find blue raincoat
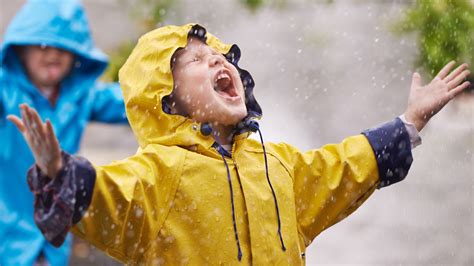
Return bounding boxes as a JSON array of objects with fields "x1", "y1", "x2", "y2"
[{"x1": 0, "y1": 0, "x2": 128, "y2": 265}]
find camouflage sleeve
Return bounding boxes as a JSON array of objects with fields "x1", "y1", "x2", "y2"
[{"x1": 27, "y1": 152, "x2": 96, "y2": 247}]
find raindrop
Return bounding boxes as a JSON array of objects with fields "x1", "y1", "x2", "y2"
[{"x1": 135, "y1": 208, "x2": 143, "y2": 218}]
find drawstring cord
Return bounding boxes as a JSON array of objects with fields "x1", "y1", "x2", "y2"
[
  {"x1": 207, "y1": 120, "x2": 287, "y2": 261},
  {"x1": 219, "y1": 150, "x2": 243, "y2": 261},
  {"x1": 255, "y1": 127, "x2": 287, "y2": 252},
  {"x1": 242, "y1": 120, "x2": 286, "y2": 251},
  {"x1": 210, "y1": 128, "x2": 243, "y2": 261}
]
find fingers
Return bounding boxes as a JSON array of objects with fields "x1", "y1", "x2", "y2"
[
  {"x1": 447, "y1": 69, "x2": 470, "y2": 90},
  {"x1": 411, "y1": 72, "x2": 422, "y2": 88},
  {"x1": 444, "y1": 63, "x2": 468, "y2": 83},
  {"x1": 448, "y1": 81, "x2": 471, "y2": 99},
  {"x1": 20, "y1": 105, "x2": 34, "y2": 137},
  {"x1": 20, "y1": 104, "x2": 46, "y2": 140},
  {"x1": 7, "y1": 115, "x2": 26, "y2": 133},
  {"x1": 436, "y1": 61, "x2": 456, "y2": 79},
  {"x1": 26, "y1": 105, "x2": 47, "y2": 139},
  {"x1": 45, "y1": 119, "x2": 61, "y2": 153}
]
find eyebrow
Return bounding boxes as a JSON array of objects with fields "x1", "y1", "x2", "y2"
[
  {"x1": 174, "y1": 45, "x2": 207, "y2": 61},
  {"x1": 172, "y1": 42, "x2": 224, "y2": 70}
]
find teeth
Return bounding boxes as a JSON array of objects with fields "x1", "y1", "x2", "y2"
[
  {"x1": 215, "y1": 72, "x2": 230, "y2": 83},
  {"x1": 214, "y1": 71, "x2": 233, "y2": 93}
]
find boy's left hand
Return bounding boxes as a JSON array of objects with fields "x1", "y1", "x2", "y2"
[{"x1": 404, "y1": 61, "x2": 470, "y2": 132}]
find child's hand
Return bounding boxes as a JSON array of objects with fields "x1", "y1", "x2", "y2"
[
  {"x1": 7, "y1": 104, "x2": 63, "y2": 179},
  {"x1": 404, "y1": 61, "x2": 470, "y2": 132}
]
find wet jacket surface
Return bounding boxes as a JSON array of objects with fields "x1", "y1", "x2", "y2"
[
  {"x1": 0, "y1": 0, "x2": 127, "y2": 265},
  {"x1": 27, "y1": 24, "x2": 413, "y2": 265}
]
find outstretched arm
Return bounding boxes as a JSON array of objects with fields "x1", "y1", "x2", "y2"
[
  {"x1": 8, "y1": 104, "x2": 95, "y2": 246},
  {"x1": 404, "y1": 61, "x2": 470, "y2": 131},
  {"x1": 290, "y1": 61, "x2": 470, "y2": 245},
  {"x1": 8, "y1": 105, "x2": 181, "y2": 262}
]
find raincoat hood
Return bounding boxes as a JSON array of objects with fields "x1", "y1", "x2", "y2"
[
  {"x1": 1, "y1": 0, "x2": 108, "y2": 85},
  {"x1": 119, "y1": 24, "x2": 262, "y2": 150}
]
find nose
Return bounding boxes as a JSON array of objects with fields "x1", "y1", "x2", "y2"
[
  {"x1": 208, "y1": 54, "x2": 225, "y2": 67},
  {"x1": 43, "y1": 47, "x2": 65, "y2": 58}
]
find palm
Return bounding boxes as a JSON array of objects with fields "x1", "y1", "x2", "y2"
[
  {"x1": 7, "y1": 104, "x2": 62, "y2": 178},
  {"x1": 405, "y1": 61, "x2": 470, "y2": 131}
]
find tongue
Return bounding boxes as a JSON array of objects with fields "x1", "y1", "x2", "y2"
[
  {"x1": 216, "y1": 77, "x2": 230, "y2": 90},
  {"x1": 46, "y1": 65, "x2": 62, "y2": 80}
]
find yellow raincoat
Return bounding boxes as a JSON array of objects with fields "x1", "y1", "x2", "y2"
[{"x1": 71, "y1": 24, "x2": 380, "y2": 265}]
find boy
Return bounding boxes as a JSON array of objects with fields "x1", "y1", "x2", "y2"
[
  {"x1": 0, "y1": 0, "x2": 128, "y2": 265},
  {"x1": 8, "y1": 24, "x2": 470, "y2": 264}
]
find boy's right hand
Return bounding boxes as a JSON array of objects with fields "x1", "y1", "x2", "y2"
[{"x1": 8, "y1": 104, "x2": 63, "y2": 179}]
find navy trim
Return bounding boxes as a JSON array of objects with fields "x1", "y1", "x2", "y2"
[
  {"x1": 362, "y1": 117, "x2": 413, "y2": 188},
  {"x1": 27, "y1": 152, "x2": 96, "y2": 247},
  {"x1": 69, "y1": 154, "x2": 96, "y2": 224}
]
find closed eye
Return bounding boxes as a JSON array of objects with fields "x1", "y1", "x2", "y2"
[{"x1": 186, "y1": 56, "x2": 200, "y2": 64}]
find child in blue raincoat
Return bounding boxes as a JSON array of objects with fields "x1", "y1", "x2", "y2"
[
  {"x1": 0, "y1": 0, "x2": 128, "y2": 265},
  {"x1": 8, "y1": 24, "x2": 471, "y2": 264}
]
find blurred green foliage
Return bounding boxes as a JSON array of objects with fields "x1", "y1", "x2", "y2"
[
  {"x1": 241, "y1": 0, "x2": 288, "y2": 10},
  {"x1": 102, "y1": 0, "x2": 174, "y2": 81},
  {"x1": 102, "y1": 42, "x2": 137, "y2": 82},
  {"x1": 395, "y1": 0, "x2": 474, "y2": 77},
  {"x1": 130, "y1": 0, "x2": 174, "y2": 29},
  {"x1": 241, "y1": 0, "x2": 265, "y2": 11}
]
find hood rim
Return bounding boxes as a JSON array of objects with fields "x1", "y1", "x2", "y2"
[
  {"x1": 161, "y1": 24, "x2": 263, "y2": 137},
  {"x1": 119, "y1": 23, "x2": 263, "y2": 151}
]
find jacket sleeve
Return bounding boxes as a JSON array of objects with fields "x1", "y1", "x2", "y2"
[
  {"x1": 71, "y1": 145, "x2": 184, "y2": 262},
  {"x1": 27, "y1": 152, "x2": 96, "y2": 247},
  {"x1": 90, "y1": 82, "x2": 128, "y2": 123},
  {"x1": 28, "y1": 146, "x2": 185, "y2": 263},
  {"x1": 279, "y1": 117, "x2": 413, "y2": 246}
]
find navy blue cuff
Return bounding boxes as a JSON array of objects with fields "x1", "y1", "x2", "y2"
[
  {"x1": 27, "y1": 152, "x2": 96, "y2": 247},
  {"x1": 362, "y1": 117, "x2": 413, "y2": 188}
]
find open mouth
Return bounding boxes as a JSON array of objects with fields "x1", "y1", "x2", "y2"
[
  {"x1": 44, "y1": 63, "x2": 63, "y2": 79},
  {"x1": 213, "y1": 69, "x2": 240, "y2": 100}
]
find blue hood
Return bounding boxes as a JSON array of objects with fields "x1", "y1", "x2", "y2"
[{"x1": 1, "y1": 0, "x2": 108, "y2": 82}]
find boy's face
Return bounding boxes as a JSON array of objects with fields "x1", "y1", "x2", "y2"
[
  {"x1": 170, "y1": 38, "x2": 247, "y2": 126},
  {"x1": 20, "y1": 45, "x2": 74, "y2": 88}
]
